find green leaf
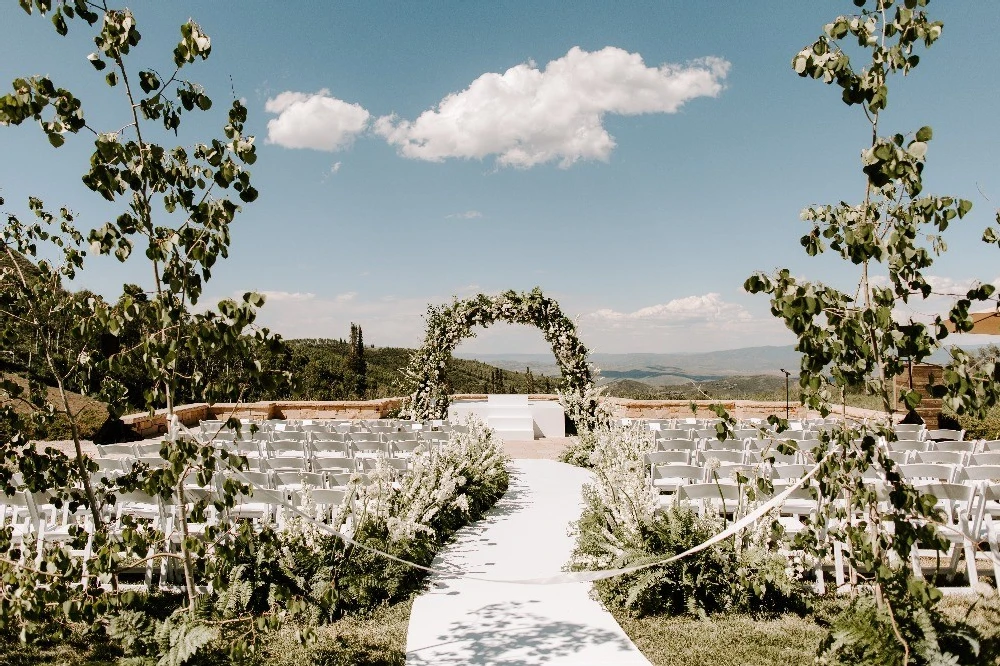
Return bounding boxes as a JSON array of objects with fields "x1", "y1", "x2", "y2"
[
  {"x1": 957, "y1": 199, "x2": 972, "y2": 218},
  {"x1": 47, "y1": 132, "x2": 64, "y2": 148},
  {"x1": 915, "y1": 126, "x2": 933, "y2": 142}
]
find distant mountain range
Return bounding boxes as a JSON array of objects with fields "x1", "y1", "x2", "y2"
[{"x1": 456, "y1": 344, "x2": 988, "y2": 386}]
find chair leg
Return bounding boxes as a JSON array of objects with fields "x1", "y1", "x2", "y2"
[{"x1": 834, "y1": 542, "x2": 846, "y2": 589}]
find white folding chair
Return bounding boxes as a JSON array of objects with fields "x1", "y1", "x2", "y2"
[
  {"x1": 311, "y1": 456, "x2": 357, "y2": 474},
  {"x1": 96, "y1": 443, "x2": 135, "y2": 457},
  {"x1": 912, "y1": 450, "x2": 967, "y2": 466},
  {"x1": 925, "y1": 428, "x2": 965, "y2": 442},
  {"x1": 644, "y1": 450, "x2": 691, "y2": 469},
  {"x1": 651, "y1": 464, "x2": 704, "y2": 494},
  {"x1": 311, "y1": 439, "x2": 354, "y2": 458},
  {"x1": 673, "y1": 482, "x2": 745, "y2": 520},
  {"x1": 699, "y1": 450, "x2": 744, "y2": 465},
  {"x1": 899, "y1": 463, "x2": 956, "y2": 484}
]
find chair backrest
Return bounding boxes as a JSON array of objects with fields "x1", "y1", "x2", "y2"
[
  {"x1": 311, "y1": 440, "x2": 353, "y2": 457},
  {"x1": 887, "y1": 439, "x2": 927, "y2": 453},
  {"x1": 693, "y1": 428, "x2": 719, "y2": 441},
  {"x1": 886, "y1": 450, "x2": 911, "y2": 465},
  {"x1": 94, "y1": 458, "x2": 126, "y2": 475},
  {"x1": 715, "y1": 463, "x2": 761, "y2": 482},
  {"x1": 959, "y1": 465, "x2": 1000, "y2": 482},
  {"x1": 675, "y1": 482, "x2": 744, "y2": 506},
  {"x1": 262, "y1": 456, "x2": 307, "y2": 472},
  {"x1": 898, "y1": 463, "x2": 956, "y2": 483},
  {"x1": 0, "y1": 491, "x2": 41, "y2": 535},
  {"x1": 97, "y1": 443, "x2": 135, "y2": 457},
  {"x1": 133, "y1": 442, "x2": 162, "y2": 457},
  {"x1": 644, "y1": 451, "x2": 690, "y2": 467},
  {"x1": 933, "y1": 440, "x2": 977, "y2": 453},
  {"x1": 274, "y1": 470, "x2": 324, "y2": 489},
  {"x1": 700, "y1": 450, "x2": 744, "y2": 465},
  {"x1": 274, "y1": 430, "x2": 306, "y2": 442},
  {"x1": 925, "y1": 428, "x2": 965, "y2": 442},
  {"x1": 311, "y1": 456, "x2": 357, "y2": 473},
  {"x1": 894, "y1": 424, "x2": 925, "y2": 439},
  {"x1": 234, "y1": 441, "x2": 263, "y2": 457},
  {"x1": 299, "y1": 424, "x2": 328, "y2": 433},
  {"x1": 658, "y1": 428, "x2": 692, "y2": 440},
  {"x1": 971, "y1": 453, "x2": 1000, "y2": 466},
  {"x1": 310, "y1": 487, "x2": 350, "y2": 509},
  {"x1": 733, "y1": 428, "x2": 761, "y2": 440},
  {"x1": 913, "y1": 450, "x2": 966, "y2": 466},
  {"x1": 652, "y1": 464, "x2": 704, "y2": 484},
  {"x1": 771, "y1": 463, "x2": 810, "y2": 480},
  {"x1": 237, "y1": 471, "x2": 273, "y2": 491},
  {"x1": 982, "y1": 440, "x2": 1000, "y2": 452},
  {"x1": 656, "y1": 439, "x2": 698, "y2": 453},
  {"x1": 326, "y1": 472, "x2": 357, "y2": 488},
  {"x1": 918, "y1": 482, "x2": 976, "y2": 518},
  {"x1": 707, "y1": 439, "x2": 745, "y2": 452},
  {"x1": 268, "y1": 440, "x2": 307, "y2": 457},
  {"x1": 392, "y1": 440, "x2": 424, "y2": 456},
  {"x1": 382, "y1": 458, "x2": 410, "y2": 474}
]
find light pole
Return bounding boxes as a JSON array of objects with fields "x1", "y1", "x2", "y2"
[{"x1": 780, "y1": 368, "x2": 791, "y2": 420}]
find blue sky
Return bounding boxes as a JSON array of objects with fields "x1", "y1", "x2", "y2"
[{"x1": 2, "y1": 1, "x2": 998, "y2": 355}]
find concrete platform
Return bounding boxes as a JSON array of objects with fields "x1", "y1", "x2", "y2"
[{"x1": 405, "y1": 459, "x2": 651, "y2": 665}]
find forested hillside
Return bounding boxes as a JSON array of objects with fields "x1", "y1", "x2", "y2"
[{"x1": 279, "y1": 338, "x2": 560, "y2": 400}]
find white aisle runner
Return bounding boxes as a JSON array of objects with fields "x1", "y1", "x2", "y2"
[{"x1": 405, "y1": 459, "x2": 652, "y2": 666}]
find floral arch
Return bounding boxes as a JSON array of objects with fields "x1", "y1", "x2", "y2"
[{"x1": 406, "y1": 288, "x2": 601, "y2": 431}]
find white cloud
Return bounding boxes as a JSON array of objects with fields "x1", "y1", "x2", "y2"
[
  {"x1": 586, "y1": 293, "x2": 752, "y2": 326},
  {"x1": 334, "y1": 291, "x2": 357, "y2": 303},
  {"x1": 446, "y1": 210, "x2": 483, "y2": 219},
  {"x1": 375, "y1": 47, "x2": 729, "y2": 168},
  {"x1": 260, "y1": 291, "x2": 315, "y2": 303},
  {"x1": 265, "y1": 89, "x2": 370, "y2": 151},
  {"x1": 331, "y1": 161, "x2": 342, "y2": 173}
]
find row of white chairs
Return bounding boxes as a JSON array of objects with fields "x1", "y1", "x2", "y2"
[
  {"x1": 0, "y1": 479, "x2": 359, "y2": 589},
  {"x1": 97, "y1": 431, "x2": 457, "y2": 462},
  {"x1": 657, "y1": 462, "x2": 1000, "y2": 591},
  {"x1": 198, "y1": 418, "x2": 468, "y2": 437}
]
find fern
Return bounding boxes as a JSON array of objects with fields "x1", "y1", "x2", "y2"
[
  {"x1": 154, "y1": 609, "x2": 219, "y2": 666},
  {"x1": 108, "y1": 609, "x2": 155, "y2": 657}
]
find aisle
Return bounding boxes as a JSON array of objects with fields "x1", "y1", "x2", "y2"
[{"x1": 405, "y1": 459, "x2": 652, "y2": 665}]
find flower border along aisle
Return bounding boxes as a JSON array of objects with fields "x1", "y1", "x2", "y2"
[{"x1": 405, "y1": 288, "x2": 602, "y2": 432}]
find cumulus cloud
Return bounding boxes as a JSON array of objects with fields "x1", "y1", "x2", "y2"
[
  {"x1": 374, "y1": 46, "x2": 729, "y2": 168},
  {"x1": 446, "y1": 210, "x2": 483, "y2": 219},
  {"x1": 586, "y1": 293, "x2": 751, "y2": 326},
  {"x1": 331, "y1": 162, "x2": 342, "y2": 173},
  {"x1": 265, "y1": 89, "x2": 370, "y2": 151}
]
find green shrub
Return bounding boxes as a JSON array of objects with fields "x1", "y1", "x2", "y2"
[
  {"x1": 817, "y1": 576, "x2": 985, "y2": 666},
  {"x1": 568, "y1": 421, "x2": 811, "y2": 618}
]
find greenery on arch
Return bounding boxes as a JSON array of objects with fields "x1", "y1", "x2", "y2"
[{"x1": 405, "y1": 288, "x2": 602, "y2": 431}]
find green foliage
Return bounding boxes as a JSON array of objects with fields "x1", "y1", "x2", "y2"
[
  {"x1": 817, "y1": 578, "x2": 983, "y2": 666},
  {"x1": 0, "y1": 3, "x2": 291, "y2": 663},
  {"x1": 405, "y1": 288, "x2": 596, "y2": 429},
  {"x1": 568, "y1": 422, "x2": 810, "y2": 618},
  {"x1": 558, "y1": 429, "x2": 598, "y2": 467},
  {"x1": 740, "y1": 0, "x2": 1000, "y2": 661}
]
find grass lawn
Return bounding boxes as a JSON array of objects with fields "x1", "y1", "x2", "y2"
[{"x1": 614, "y1": 612, "x2": 825, "y2": 666}]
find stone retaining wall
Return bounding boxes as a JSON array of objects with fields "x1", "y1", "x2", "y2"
[
  {"x1": 121, "y1": 394, "x2": 895, "y2": 440},
  {"x1": 604, "y1": 398, "x2": 889, "y2": 423},
  {"x1": 120, "y1": 398, "x2": 405, "y2": 438}
]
